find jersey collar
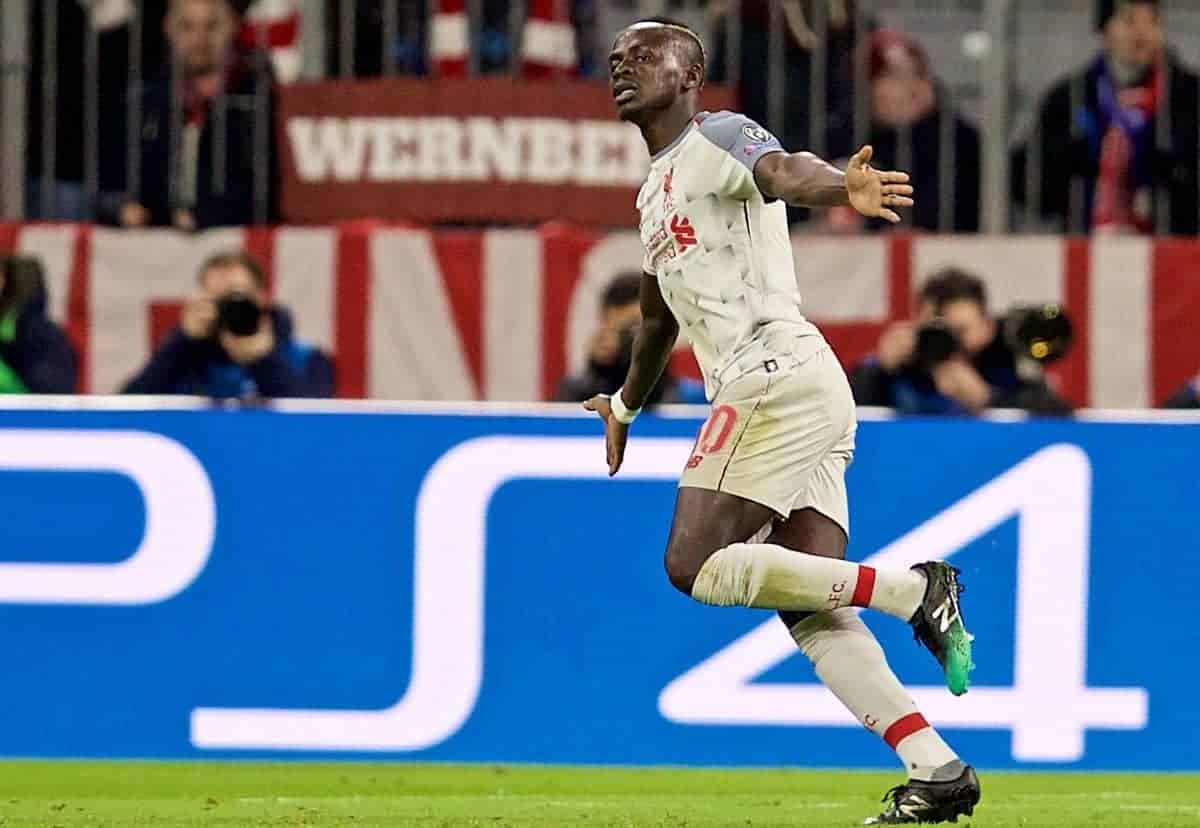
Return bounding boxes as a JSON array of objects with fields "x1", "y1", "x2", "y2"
[{"x1": 651, "y1": 113, "x2": 706, "y2": 163}]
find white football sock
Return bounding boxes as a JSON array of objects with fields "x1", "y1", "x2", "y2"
[
  {"x1": 689, "y1": 542, "x2": 927, "y2": 620},
  {"x1": 788, "y1": 609, "x2": 958, "y2": 779}
]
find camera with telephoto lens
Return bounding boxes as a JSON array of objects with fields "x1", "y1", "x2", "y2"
[
  {"x1": 912, "y1": 319, "x2": 963, "y2": 371},
  {"x1": 912, "y1": 303, "x2": 1074, "y2": 373},
  {"x1": 1002, "y1": 303, "x2": 1073, "y2": 365},
  {"x1": 215, "y1": 291, "x2": 262, "y2": 337}
]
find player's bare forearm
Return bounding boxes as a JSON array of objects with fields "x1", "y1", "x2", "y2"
[
  {"x1": 618, "y1": 273, "x2": 679, "y2": 410},
  {"x1": 620, "y1": 318, "x2": 677, "y2": 409},
  {"x1": 753, "y1": 152, "x2": 850, "y2": 208}
]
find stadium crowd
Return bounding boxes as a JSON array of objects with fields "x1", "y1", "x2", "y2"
[{"x1": 23, "y1": 0, "x2": 1200, "y2": 237}]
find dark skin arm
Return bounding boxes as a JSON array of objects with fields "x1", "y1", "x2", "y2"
[
  {"x1": 755, "y1": 145, "x2": 914, "y2": 223},
  {"x1": 583, "y1": 272, "x2": 679, "y2": 475}
]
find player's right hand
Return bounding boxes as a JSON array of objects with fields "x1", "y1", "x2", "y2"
[{"x1": 582, "y1": 395, "x2": 630, "y2": 477}]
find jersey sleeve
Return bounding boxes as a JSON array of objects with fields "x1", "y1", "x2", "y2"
[{"x1": 695, "y1": 111, "x2": 785, "y2": 200}]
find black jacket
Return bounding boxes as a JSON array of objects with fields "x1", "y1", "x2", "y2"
[
  {"x1": 1013, "y1": 53, "x2": 1200, "y2": 235},
  {"x1": 0, "y1": 267, "x2": 78, "y2": 394},
  {"x1": 122, "y1": 307, "x2": 334, "y2": 399},
  {"x1": 828, "y1": 103, "x2": 981, "y2": 232},
  {"x1": 101, "y1": 49, "x2": 279, "y2": 228},
  {"x1": 26, "y1": 1, "x2": 169, "y2": 193}
]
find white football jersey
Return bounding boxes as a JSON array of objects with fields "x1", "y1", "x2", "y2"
[{"x1": 637, "y1": 110, "x2": 826, "y2": 400}]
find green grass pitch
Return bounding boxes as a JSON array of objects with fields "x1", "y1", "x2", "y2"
[{"x1": 0, "y1": 762, "x2": 1197, "y2": 827}]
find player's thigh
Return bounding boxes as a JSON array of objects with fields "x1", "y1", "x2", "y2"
[
  {"x1": 769, "y1": 418, "x2": 855, "y2": 630},
  {"x1": 664, "y1": 486, "x2": 777, "y2": 593},
  {"x1": 715, "y1": 349, "x2": 853, "y2": 517},
  {"x1": 784, "y1": 426, "x2": 854, "y2": 542},
  {"x1": 767, "y1": 508, "x2": 848, "y2": 560}
]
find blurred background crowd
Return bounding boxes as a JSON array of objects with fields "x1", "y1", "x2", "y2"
[{"x1": 0, "y1": 0, "x2": 1198, "y2": 413}]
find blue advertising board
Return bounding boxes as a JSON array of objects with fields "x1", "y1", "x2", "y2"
[{"x1": 0, "y1": 401, "x2": 1195, "y2": 769}]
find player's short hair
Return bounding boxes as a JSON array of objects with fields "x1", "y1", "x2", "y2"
[
  {"x1": 602, "y1": 272, "x2": 644, "y2": 310},
  {"x1": 920, "y1": 268, "x2": 987, "y2": 313},
  {"x1": 198, "y1": 250, "x2": 267, "y2": 289},
  {"x1": 627, "y1": 16, "x2": 707, "y2": 75}
]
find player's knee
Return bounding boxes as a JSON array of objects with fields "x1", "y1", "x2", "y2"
[{"x1": 663, "y1": 542, "x2": 704, "y2": 595}]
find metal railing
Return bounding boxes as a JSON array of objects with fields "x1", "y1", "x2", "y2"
[{"x1": 4, "y1": 0, "x2": 1200, "y2": 234}]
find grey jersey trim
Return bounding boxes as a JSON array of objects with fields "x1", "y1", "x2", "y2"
[
  {"x1": 696, "y1": 110, "x2": 785, "y2": 173},
  {"x1": 650, "y1": 121, "x2": 697, "y2": 162}
]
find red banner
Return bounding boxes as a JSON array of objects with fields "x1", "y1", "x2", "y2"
[
  {"x1": 3, "y1": 223, "x2": 1199, "y2": 409},
  {"x1": 277, "y1": 78, "x2": 735, "y2": 225}
]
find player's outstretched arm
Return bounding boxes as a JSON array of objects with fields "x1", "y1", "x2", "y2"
[
  {"x1": 583, "y1": 273, "x2": 679, "y2": 476},
  {"x1": 754, "y1": 145, "x2": 914, "y2": 223}
]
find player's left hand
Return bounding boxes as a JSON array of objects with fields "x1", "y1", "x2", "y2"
[
  {"x1": 582, "y1": 394, "x2": 630, "y2": 476},
  {"x1": 846, "y1": 145, "x2": 914, "y2": 224}
]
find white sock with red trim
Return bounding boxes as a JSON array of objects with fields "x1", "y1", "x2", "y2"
[
  {"x1": 787, "y1": 609, "x2": 958, "y2": 780},
  {"x1": 690, "y1": 542, "x2": 927, "y2": 620}
]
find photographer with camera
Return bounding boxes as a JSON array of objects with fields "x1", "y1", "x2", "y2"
[
  {"x1": 0, "y1": 255, "x2": 78, "y2": 394},
  {"x1": 556, "y1": 272, "x2": 705, "y2": 406},
  {"x1": 122, "y1": 250, "x2": 334, "y2": 399},
  {"x1": 850, "y1": 268, "x2": 1073, "y2": 416}
]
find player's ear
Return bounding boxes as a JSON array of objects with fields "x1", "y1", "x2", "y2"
[{"x1": 683, "y1": 63, "x2": 704, "y2": 92}]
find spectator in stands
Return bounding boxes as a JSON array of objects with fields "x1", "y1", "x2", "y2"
[
  {"x1": 850, "y1": 269, "x2": 1072, "y2": 416},
  {"x1": 825, "y1": 29, "x2": 981, "y2": 233},
  {"x1": 1163, "y1": 374, "x2": 1200, "y2": 408},
  {"x1": 1012, "y1": 0, "x2": 1199, "y2": 235},
  {"x1": 708, "y1": 1, "x2": 868, "y2": 164},
  {"x1": 122, "y1": 250, "x2": 333, "y2": 399},
  {"x1": 0, "y1": 255, "x2": 78, "y2": 394},
  {"x1": 26, "y1": 1, "x2": 168, "y2": 220},
  {"x1": 556, "y1": 272, "x2": 704, "y2": 406},
  {"x1": 103, "y1": 0, "x2": 278, "y2": 230}
]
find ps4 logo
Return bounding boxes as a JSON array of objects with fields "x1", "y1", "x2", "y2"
[
  {"x1": 183, "y1": 435, "x2": 1147, "y2": 761},
  {"x1": 0, "y1": 430, "x2": 215, "y2": 606}
]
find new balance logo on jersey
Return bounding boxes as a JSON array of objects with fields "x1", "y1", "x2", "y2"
[
  {"x1": 670, "y1": 215, "x2": 697, "y2": 249},
  {"x1": 931, "y1": 597, "x2": 959, "y2": 633}
]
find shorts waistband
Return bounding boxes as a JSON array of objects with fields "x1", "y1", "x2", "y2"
[{"x1": 714, "y1": 346, "x2": 823, "y2": 388}]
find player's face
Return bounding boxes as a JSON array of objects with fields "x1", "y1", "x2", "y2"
[
  {"x1": 167, "y1": 0, "x2": 236, "y2": 77},
  {"x1": 609, "y1": 29, "x2": 686, "y2": 123},
  {"x1": 1105, "y1": 4, "x2": 1162, "y2": 72}
]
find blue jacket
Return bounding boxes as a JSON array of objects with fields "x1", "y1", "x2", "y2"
[
  {"x1": 122, "y1": 307, "x2": 334, "y2": 399},
  {"x1": 849, "y1": 333, "x2": 1072, "y2": 416}
]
